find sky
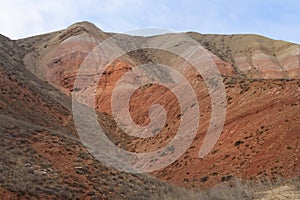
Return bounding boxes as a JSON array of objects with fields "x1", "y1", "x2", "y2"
[{"x1": 0, "y1": 0, "x2": 299, "y2": 43}]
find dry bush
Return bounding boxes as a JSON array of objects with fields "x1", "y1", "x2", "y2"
[{"x1": 149, "y1": 176, "x2": 300, "y2": 200}]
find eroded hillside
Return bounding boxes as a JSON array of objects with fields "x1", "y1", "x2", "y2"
[{"x1": 1, "y1": 21, "x2": 299, "y2": 199}]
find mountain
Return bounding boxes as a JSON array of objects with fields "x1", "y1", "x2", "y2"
[
  {"x1": 187, "y1": 32, "x2": 300, "y2": 78},
  {"x1": 0, "y1": 21, "x2": 299, "y2": 199},
  {"x1": 1, "y1": 27, "x2": 194, "y2": 199}
]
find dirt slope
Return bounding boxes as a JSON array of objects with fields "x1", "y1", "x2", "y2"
[
  {"x1": 187, "y1": 32, "x2": 300, "y2": 78},
  {"x1": 0, "y1": 32, "x2": 202, "y2": 199},
  {"x1": 1, "y1": 21, "x2": 299, "y2": 199}
]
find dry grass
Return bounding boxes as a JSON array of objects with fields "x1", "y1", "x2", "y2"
[{"x1": 150, "y1": 177, "x2": 300, "y2": 200}]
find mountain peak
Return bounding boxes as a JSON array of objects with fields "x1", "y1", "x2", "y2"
[
  {"x1": 56, "y1": 21, "x2": 109, "y2": 42},
  {"x1": 67, "y1": 21, "x2": 102, "y2": 31}
]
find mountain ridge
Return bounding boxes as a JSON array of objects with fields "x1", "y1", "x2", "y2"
[{"x1": 11, "y1": 21, "x2": 300, "y2": 85}]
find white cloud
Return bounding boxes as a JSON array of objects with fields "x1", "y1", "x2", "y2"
[
  {"x1": 0, "y1": 0, "x2": 299, "y2": 43},
  {"x1": 0, "y1": 0, "x2": 77, "y2": 38}
]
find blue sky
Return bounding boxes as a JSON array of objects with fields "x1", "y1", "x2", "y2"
[{"x1": 0, "y1": 0, "x2": 299, "y2": 43}]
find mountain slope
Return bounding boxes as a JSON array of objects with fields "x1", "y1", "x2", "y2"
[
  {"x1": 0, "y1": 32, "x2": 205, "y2": 199},
  {"x1": 0, "y1": 22, "x2": 299, "y2": 198},
  {"x1": 187, "y1": 32, "x2": 300, "y2": 78}
]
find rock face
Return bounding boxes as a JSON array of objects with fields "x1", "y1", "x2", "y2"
[{"x1": 1, "y1": 21, "x2": 300, "y2": 197}]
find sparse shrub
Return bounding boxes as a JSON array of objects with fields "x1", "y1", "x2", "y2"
[
  {"x1": 234, "y1": 140, "x2": 244, "y2": 146},
  {"x1": 200, "y1": 176, "x2": 209, "y2": 183}
]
